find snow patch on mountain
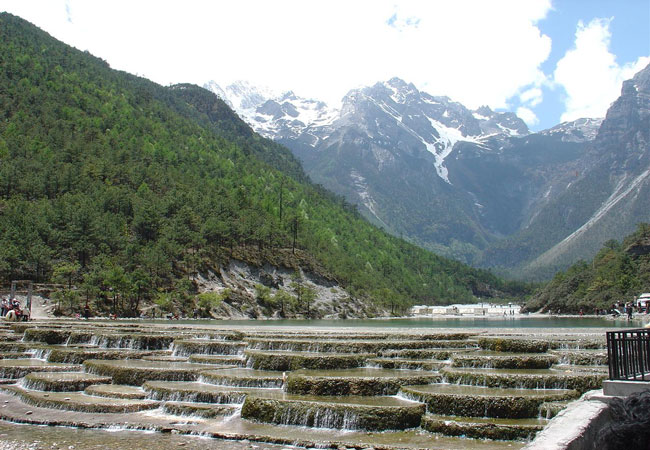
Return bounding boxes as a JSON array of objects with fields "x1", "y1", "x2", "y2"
[{"x1": 424, "y1": 118, "x2": 478, "y2": 183}]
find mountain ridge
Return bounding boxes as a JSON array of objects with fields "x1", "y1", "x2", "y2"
[{"x1": 206, "y1": 75, "x2": 630, "y2": 276}]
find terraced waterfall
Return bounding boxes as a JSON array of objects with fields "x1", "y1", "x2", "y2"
[{"x1": 0, "y1": 321, "x2": 609, "y2": 449}]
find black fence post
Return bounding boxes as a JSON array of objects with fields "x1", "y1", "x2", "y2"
[{"x1": 607, "y1": 329, "x2": 650, "y2": 381}]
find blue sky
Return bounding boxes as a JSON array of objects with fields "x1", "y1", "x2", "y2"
[
  {"x1": 2, "y1": 0, "x2": 649, "y2": 131},
  {"x1": 517, "y1": 0, "x2": 650, "y2": 129}
]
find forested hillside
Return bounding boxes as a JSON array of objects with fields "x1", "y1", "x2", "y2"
[
  {"x1": 524, "y1": 223, "x2": 650, "y2": 313},
  {"x1": 0, "y1": 13, "x2": 528, "y2": 317}
]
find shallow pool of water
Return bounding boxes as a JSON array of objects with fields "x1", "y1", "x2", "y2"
[{"x1": 133, "y1": 316, "x2": 645, "y2": 329}]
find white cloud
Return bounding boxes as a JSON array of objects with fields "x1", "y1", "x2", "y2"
[
  {"x1": 516, "y1": 106, "x2": 539, "y2": 126},
  {"x1": 554, "y1": 18, "x2": 650, "y2": 122},
  {"x1": 1, "y1": 0, "x2": 553, "y2": 112},
  {"x1": 519, "y1": 87, "x2": 543, "y2": 107}
]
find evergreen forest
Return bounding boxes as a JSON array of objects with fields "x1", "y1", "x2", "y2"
[{"x1": 525, "y1": 223, "x2": 650, "y2": 313}]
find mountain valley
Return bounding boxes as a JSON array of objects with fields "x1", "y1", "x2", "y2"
[{"x1": 207, "y1": 67, "x2": 650, "y2": 279}]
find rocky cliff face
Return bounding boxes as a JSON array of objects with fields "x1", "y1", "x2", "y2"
[{"x1": 483, "y1": 63, "x2": 650, "y2": 278}]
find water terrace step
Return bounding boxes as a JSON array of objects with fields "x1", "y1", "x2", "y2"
[
  {"x1": 441, "y1": 366, "x2": 607, "y2": 393},
  {"x1": 286, "y1": 368, "x2": 442, "y2": 396},
  {"x1": 142, "y1": 381, "x2": 283, "y2": 404},
  {"x1": 22, "y1": 372, "x2": 112, "y2": 392},
  {"x1": 86, "y1": 333, "x2": 177, "y2": 350},
  {"x1": 0, "y1": 342, "x2": 40, "y2": 352},
  {"x1": 421, "y1": 414, "x2": 548, "y2": 441},
  {"x1": 172, "y1": 340, "x2": 247, "y2": 356},
  {"x1": 478, "y1": 338, "x2": 550, "y2": 353},
  {"x1": 244, "y1": 331, "x2": 477, "y2": 341},
  {"x1": 0, "y1": 352, "x2": 33, "y2": 359},
  {"x1": 38, "y1": 347, "x2": 167, "y2": 364},
  {"x1": 162, "y1": 401, "x2": 239, "y2": 418},
  {"x1": 451, "y1": 352, "x2": 558, "y2": 369},
  {"x1": 188, "y1": 354, "x2": 246, "y2": 366},
  {"x1": 84, "y1": 384, "x2": 146, "y2": 399},
  {"x1": 538, "y1": 400, "x2": 571, "y2": 419},
  {"x1": 244, "y1": 350, "x2": 372, "y2": 371},
  {"x1": 245, "y1": 338, "x2": 459, "y2": 353},
  {"x1": 367, "y1": 358, "x2": 448, "y2": 371},
  {"x1": 141, "y1": 355, "x2": 188, "y2": 362},
  {"x1": 2, "y1": 385, "x2": 159, "y2": 413},
  {"x1": 549, "y1": 349, "x2": 608, "y2": 365},
  {"x1": 400, "y1": 384, "x2": 579, "y2": 418},
  {"x1": 379, "y1": 348, "x2": 479, "y2": 360},
  {"x1": 241, "y1": 393, "x2": 426, "y2": 431},
  {"x1": 83, "y1": 359, "x2": 235, "y2": 385},
  {"x1": 0, "y1": 359, "x2": 81, "y2": 379},
  {"x1": 199, "y1": 368, "x2": 286, "y2": 388}
]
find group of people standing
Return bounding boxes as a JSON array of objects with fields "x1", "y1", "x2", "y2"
[{"x1": 0, "y1": 297, "x2": 22, "y2": 317}]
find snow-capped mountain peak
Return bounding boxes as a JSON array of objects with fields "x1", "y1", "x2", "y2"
[
  {"x1": 203, "y1": 80, "x2": 338, "y2": 143},
  {"x1": 205, "y1": 77, "x2": 530, "y2": 183}
]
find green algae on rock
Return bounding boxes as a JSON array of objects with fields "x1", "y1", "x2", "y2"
[
  {"x1": 163, "y1": 401, "x2": 239, "y2": 418},
  {"x1": 441, "y1": 366, "x2": 606, "y2": 392},
  {"x1": 451, "y1": 353, "x2": 558, "y2": 369},
  {"x1": 400, "y1": 384, "x2": 578, "y2": 419},
  {"x1": 478, "y1": 338, "x2": 549, "y2": 353},
  {"x1": 22, "y1": 372, "x2": 112, "y2": 392},
  {"x1": 83, "y1": 359, "x2": 234, "y2": 385},
  {"x1": 241, "y1": 395, "x2": 425, "y2": 430},
  {"x1": 286, "y1": 368, "x2": 442, "y2": 396},
  {"x1": 199, "y1": 368, "x2": 286, "y2": 388},
  {"x1": 2, "y1": 385, "x2": 159, "y2": 413},
  {"x1": 245, "y1": 350, "x2": 372, "y2": 371},
  {"x1": 84, "y1": 383, "x2": 147, "y2": 400},
  {"x1": 421, "y1": 414, "x2": 547, "y2": 441}
]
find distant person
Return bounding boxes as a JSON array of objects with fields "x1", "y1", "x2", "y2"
[
  {"x1": 83, "y1": 305, "x2": 90, "y2": 320},
  {"x1": 0, "y1": 298, "x2": 7, "y2": 317}
]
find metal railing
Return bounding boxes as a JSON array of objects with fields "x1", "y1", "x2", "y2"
[{"x1": 607, "y1": 328, "x2": 650, "y2": 381}]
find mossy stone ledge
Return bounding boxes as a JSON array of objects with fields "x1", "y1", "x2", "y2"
[
  {"x1": 22, "y1": 372, "x2": 112, "y2": 392},
  {"x1": 378, "y1": 348, "x2": 479, "y2": 360},
  {"x1": 399, "y1": 384, "x2": 578, "y2": 419},
  {"x1": 421, "y1": 414, "x2": 548, "y2": 441},
  {"x1": 243, "y1": 331, "x2": 476, "y2": 341},
  {"x1": 241, "y1": 395, "x2": 425, "y2": 431},
  {"x1": 46, "y1": 347, "x2": 163, "y2": 364},
  {"x1": 0, "y1": 359, "x2": 81, "y2": 379},
  {"x1": 245, "y1": 338, "x2": 453, "y2": 353},
  {"x1": 286, "y1": 369, "x2": 442, "y2": 396},
  {"x1": 538, "y1": 400, "x2": 570, "y2": 419},
  {"x1": 83, "y1": 359, "x2": 234, "y2": 385},
  {"x1": 199, "y1": 369, "x2": 286, "y2": 388},
  {"x1": 478, "y1": 338, "x2": 549, "y2": 353},
  {"x1": 162, "y1": 401, "x2": 239, "y2": 418},
  {"x1": 84, "y1": 384, "x2": 146, "y2": 399},
  {"x1": 550, "y1": 350, "x2": 608, "y2": 366},
  {"x1": 1, "y1": 385, "x2": 159, "y2": 413},
  {"x1": 171, "y1": 340, "x2": 247, "y2": 356},
  {"x1": 366, "y1": 358, "x2": 448, "y2": 371},
  {"x1": 90, "y1": 334, "x2": 175, "y2": 350},
  {"x1": 188, "y1": 354, "x2": 246, "y2": 366},
  {"x1": 441, "y1": 367, "x2": 606, "y2": 392},
  {"x1": 23, "y1": 328, "x2": 73, "y2": 345},
  {"x1": 143, "y1": 381, "x2": 281, "y2": 404},
  {"x1": 451, "y1": 353, "x2": 558, "y2": 369},
  {"x1": 0, "y1": 352, "x2": 32, "y2": 360},
  {"x1": 245, "y1": 350, "x2": 372, "y2": 371}
]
